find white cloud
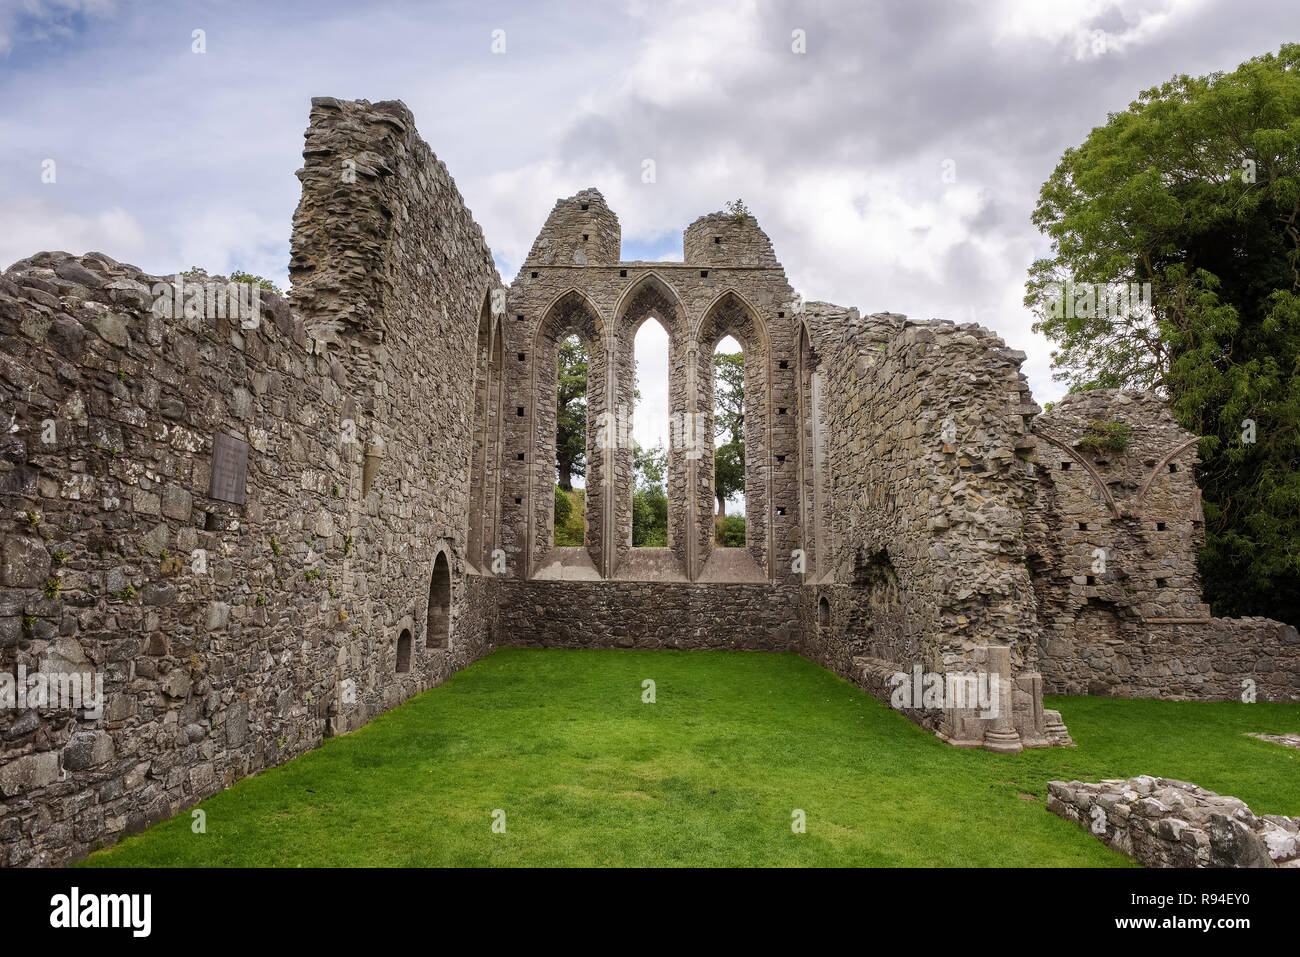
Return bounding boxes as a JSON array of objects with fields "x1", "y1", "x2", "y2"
[
  {"x1": 619, "y1": 0, "x2": 764, "y2": 108},
  {"x1": 0, "y1": 196, "x2": 147, "y2": 271},
  {"x1": 990, "y1": 0, "x2": 1203, "y2": 60}
]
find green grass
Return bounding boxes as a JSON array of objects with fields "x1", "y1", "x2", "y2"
[{"x1": 79, "y1": 649, "x2": 1300, "y2": 867}]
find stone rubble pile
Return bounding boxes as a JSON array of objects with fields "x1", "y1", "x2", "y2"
[{"x1": 1047, "y1": 774, "x2": 1300, "y2": 867}]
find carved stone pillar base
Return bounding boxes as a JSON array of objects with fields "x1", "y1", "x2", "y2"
[{"x1": 983, "y1": 727, "x2": 1024, "y2": 754}]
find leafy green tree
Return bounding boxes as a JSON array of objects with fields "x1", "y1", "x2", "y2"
[
  {"x1": 1025, "y1": 44, "x2": 1300, "y2": 620},
  {"x1": 634, "y1": 441, "x2": 667, "y2": 491},
  {"x1": 714, "y1": 351, "x2": 745, "y2": 517},
  {"x1": 554, "y1": 487, "x2": 585, "y2": 546},
  {"x1": 632, "y1": 441, "x2": 668, "y2": 547},
  {"x1": 556, "y1": 335, "x2": 588, "y2": 490},
  {"x1": 714, "y1": 440, "x2": 745, "y2": 520},
  {"x1": 714, "y1": 351, "x2": 745, "y2": 440},
  {"x1": 632, "y1": 488, "x2": 668, "y2": 547}
]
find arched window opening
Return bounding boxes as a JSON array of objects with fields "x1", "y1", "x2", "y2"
[
  {"x1": 631, "y1": 319, "x2": 669, "y2": 547},
  {"x1": 713, "y1": 335, "x2": 745, "y2": 547},
  {"x1": 427, "y1": 552, "x2": 450, "y2": 649},
  {"x1": 851, "y1": 547, "x2": 909, "y2": 659},
  {"x1": 395, "y1": 629, "x2": 412, "y2": 673},
  {"x1": 530, "y1": 290, "x2": 605, "y2": 578},
  {"x1": 554, "y1": 333, "x2": 589, "y2": 546},
  {"x1": 694, "y1": 291, "x2": 770, "y2": 579}
]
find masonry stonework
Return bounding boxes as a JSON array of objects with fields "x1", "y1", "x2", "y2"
[
  {"x1": 2, "y1": 97, "x2": 1296, "y2": 865},
  {"x1": 1027, "y1": 390, "x2": 1299, "y2": 701}
]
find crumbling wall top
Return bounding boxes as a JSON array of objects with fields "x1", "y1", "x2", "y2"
[
  {"x1": 289, "y1": 96, "x2": 496, "y2": 349},
  {"x1": 523, "y1": 188, "x2": 621, "y2": 269},
  {"x1": 683, "y1": 211, "x2": 780, "y2": 268}
]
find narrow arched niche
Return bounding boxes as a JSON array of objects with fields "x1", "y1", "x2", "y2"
[
  {"x1": 396, "y1": 628, "x2": 412, "y2": 673},
  {"x1": 427, "y1": 552, "x2": 451, "y2": 649},
  {"x1": 817, "y1": 596, "x2": 831, "y2": 631}
]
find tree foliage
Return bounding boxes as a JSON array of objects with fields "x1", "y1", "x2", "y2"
[
  {"x1": 554, "y1": 487, "x2": 585, "y2": 546},
  {"x1": 554, "y1": 484, "x2": 572, "y2": 526},
  {"x1": 716, "y1": 514, "x2": 746, "y2": 547},
  {"x1": 556, "y1": 335, "x2": 588, "y2": 490},
  {"x1": 632, "y1": 441, "x2": 668, "y2": 547},
  {"x1": 1025, "y1": 44, "x2": 1300, "y2": 619},
  {"x1": 714, "y1": 350, "x2": 745, "y2": 517},
  {"x1": 229, "y1": 270, "x2": 282, "y2": 296}
]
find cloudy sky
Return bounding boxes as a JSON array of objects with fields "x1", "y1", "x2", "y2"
[{"x1": 1, "y1": 0, "x2": 1293, "y2": 478}]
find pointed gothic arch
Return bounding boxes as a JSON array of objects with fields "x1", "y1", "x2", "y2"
[
  {"x1": 694, "y1": 291, "x2": 773, "y2": 577},
  {"x1": 527, "y1": 289, "x2": 609, "y2": 576},
  {"x1": 427, "y1": 549, "x2": 451, "y2": 649},
  {"x1": 612, "y1": 272, "x2": 688, "y2": 572}
]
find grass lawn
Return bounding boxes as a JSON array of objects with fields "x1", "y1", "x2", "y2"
[{"x1": 80, "y1": 648, "x2": 1300, "y2": 867}]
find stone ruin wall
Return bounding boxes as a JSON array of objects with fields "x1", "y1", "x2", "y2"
[
  {"x1": 0, "y1": 97, "x2": 499, "y2": 865},
  {"x1": 1048, "y1": 775, "x2": 1300, "y2": 868},
  {"x1": 797, "y1": 306, "x2": 1056, "y2": 748},
  {"x1": 485, "y1": 194, "x2": 808, "y2": 650},
  {"x1": 285, "y1": 96, "x2": 504, "y2": 716},
  {"x1": 1028, "y1": 390, "x2": 1299, "y2": 702},
  {"x1": 2, "y1": 95, "x2": 1297, "y2": 866}
]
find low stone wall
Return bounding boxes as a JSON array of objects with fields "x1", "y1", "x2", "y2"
[
  {"x1": 496, "y1": 579, "x2": 799, "y2": 651},
  {"x1": 1040, "y1": 616, "x2": 1300, "y2": 702},
  {"x1": 1047, "y1": 775, "x2": 1300, "y2": 867}
]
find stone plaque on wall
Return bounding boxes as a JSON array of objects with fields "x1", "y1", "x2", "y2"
[{"x1": 209, "y1": 433, "x2": 249, "y2": 505}]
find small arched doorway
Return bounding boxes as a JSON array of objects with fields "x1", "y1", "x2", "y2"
[{"x1": 427, "y1": 552, "x2": 451, "y2": 649}]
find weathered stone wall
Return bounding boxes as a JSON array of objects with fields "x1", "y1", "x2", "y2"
[
  {"x1": 287, "y1": 96, "x2": 503, "y2": 729},
  {"x1": 683, "y1": 211, "x2": 782, "y2": 268},
  {"x1": 0, "y1": 96, "x2": 501, "y2": 865},
  {"x1": 497, "y1": 580, "x2": 799, "y2": 651},
  {"x1": 814, "y1": 314, "x2": 1041, "y2": 667},
  {"x1": 1028, "y1": 390, "x2": 1300, "y2": 702},
  {"x1": 796, "y1": 309, "x2": 1047, "y2": 748},
  {"x1": 525, "y1": 188, "x2": 621, "y2": 267}
]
